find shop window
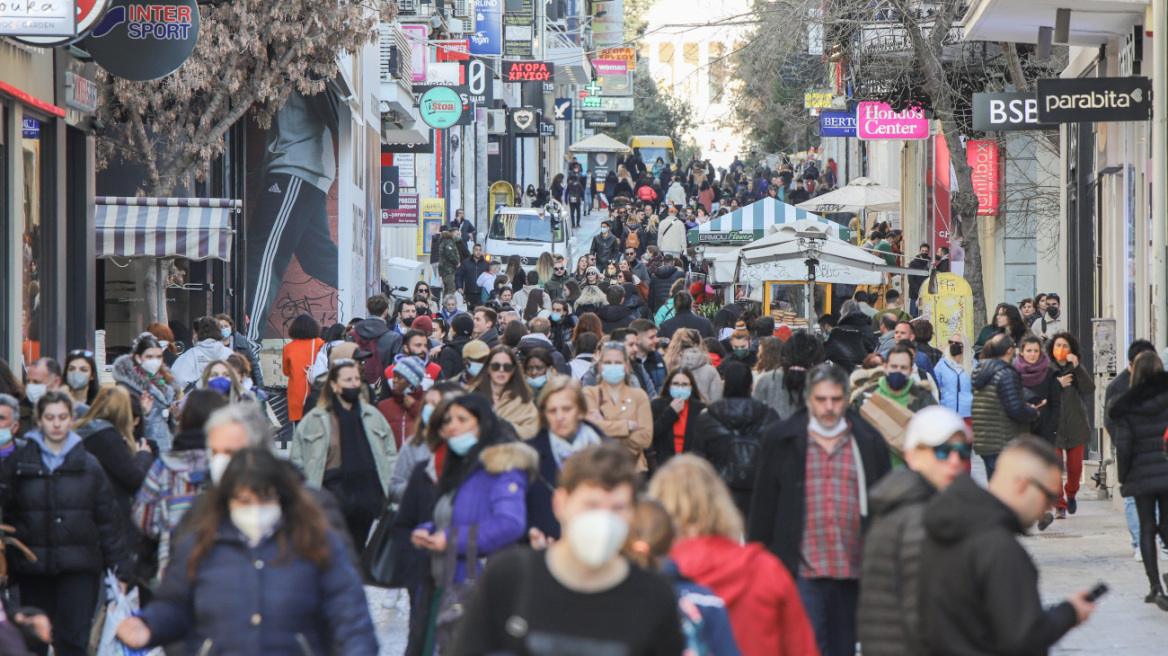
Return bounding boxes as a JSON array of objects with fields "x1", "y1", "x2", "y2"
[{"x1": 21, "y1": 116, "x2": 45, "y2": 366}]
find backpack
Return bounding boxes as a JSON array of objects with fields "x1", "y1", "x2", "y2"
[
  {"x1": 804, "y1": 164, "x2": 819, "y2": 180},
  {"x1": 567, "y1": 184, "x2": 581, "y2": 203},
  {"x1": 626, "y1": 229, "x2": 641, "y2": 251},
  {"x1": 349, "y1": 328, "x2": 385, "y2": 392},
  {"x1": 718, "y1": 423, "x2": 760, "y2": 492}
]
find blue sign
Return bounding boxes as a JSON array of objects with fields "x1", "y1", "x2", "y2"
[
  {"x1": 470, "y1": 0, "x2": 503, "y2": 56},
  {"x1": 819, "y1": 111, "x2": 857, "y2": 137},
  {"x1": 554, "y1": 98, "x2": 572, "y2": 120},
  {"x1": 21, "y1": 117, "x2": 40, "y2": 139}
]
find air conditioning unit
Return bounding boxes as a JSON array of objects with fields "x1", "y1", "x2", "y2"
[
  {"x1": 449, "y1": 17, "x2": 473, "y2": 34},
  {"x1": 487, "y1": 109, "x2": 507, "y2": 134}
]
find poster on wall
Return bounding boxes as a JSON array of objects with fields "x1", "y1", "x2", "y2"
[
  {"x1": 417, "y1": 198, "x2": 446, "y2": 256},
  {"x1": 918, "y1": 273, "x2": 974, "y2": 350}
]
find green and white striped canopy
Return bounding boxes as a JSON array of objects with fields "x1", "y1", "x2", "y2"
[{"x1": 687, "y1": 197, "x2": 850, "y2": 245}]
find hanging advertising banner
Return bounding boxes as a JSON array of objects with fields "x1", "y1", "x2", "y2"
[
  {"x1": 503, "y1": 0, "x2": 533, "y2": 56},
  {"x1": 856, "y1": 101, "x2": 929, "y2": 140},
  {"x1": 0, "y1": 0, "x2": 75, "y2": 37},
  {"x1": 591, "y1": 0, "x2": 624, "y2": 48},
  {"x1": 418, "y1": 86, "x2": 465, "y2": 129},
  {"x1": 470, "y1": 0, "x2": 503, "y2": 56},
  {"x1": 592, "y1": 60, "x2": 628, "y2": 76},
  {"x1": 503, "y1": 61, "x2": 555, "y2": 83},
  {"x1": 553, "y1": 98, "x2": 572, "y2": 120},
  {"x1": 1035, "y1": 76, "x2": 1152, "y2": 123},
  {"x1": 510, "y1": 107, "x2": 540, "y2": 136},
  {"x1": 818, "y1": 111, "x2": 857, "y2": 137},
  {"x1": 465, "y1": 58, "x2": 495, "y2": 105},
  {"x1": 401, "y1": 24, "x2": 428, "y2": 82},
  {"x1": 972, "y1": 92, "x2": 1057, "y2": 132},
  {"x1": 381, "y1": 166, "x2": 399, "y2": 212},
  {"x1": 966, "y1": 140, "x2": 1000, "y2": 216},
  {"x1": 435, "y1": 39, "x2": 470, "y2": 62},
  {"x1": 82, "y1": 0, "x2": 201, "y2": 81},
  {"x1": 383, "y1": 193, "x2": 418, "y2": 226}
]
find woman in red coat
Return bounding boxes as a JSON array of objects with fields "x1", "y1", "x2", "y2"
[{"x1": 649, "y1": 455, "x2": 819, "y2": 656}]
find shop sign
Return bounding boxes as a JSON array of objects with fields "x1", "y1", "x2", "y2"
[
  {"x1": 592, "y1": 59, "x2": 628, "y2": 76},
  {"x1": 583, "y1": 111, "x2": 619, "y2": 129},
  {"x1": 14, "y1": 0, "x2": 112, "y2": 46},
  {"x1": 22, "y1": 116, "x2": 40, "y2": 139},
  {"x1": 381, "y1": 166, "x2": 399, "y2": 212},
  {"x1": 580, "y1": 96, "x2": 634, "y2": 112},
  {"x1": 383, "y1": 133, "x2": 434, "y2": 154},
  {"x1": 804, "y1": 91, "x2": 833, "y2": 109},
  {"x1": 402, "y1": 24, "x2": 428, "y2": 82},
  {"x1": 419, "y1": 87, "x2": 464, "y2": 129},
  {"x1": 856, "y1": 101, "x2": 928, "y2": 140},
  {"x1": 503, "y1": 61, "x2": 554, "y2": 83},
  {"x1": 597, "y1": 47, "x2": 635, "y2": 69},
  {"x1": 0, "y1": 0, "x2": 74, "y2": 37},
  {"x1": 966, "y1": 140, "x2": 1000, "y2": 216},
  {"x1": 540, "y1": 119, "x2": 555, "y2": 136},
  {"x1": 972, "y1": 92, "x2": 1057, "y2": 131},
  {"x1": 470, "y1": 0, "x2": 503, "y2": 56},
  {"x1": 818, "y1": 111, "x2": 857, "y2": 137},
  {"x1": 436, "y1": 39, "x2": 470, "y2": 62},
  {"x1": 66, "y1": 72, "x2": 99, "y2": 113},
  {"x1": 465, "y1": 58, "x2": 494, "y2": 105},
  {"x1": 82, "y1": 0, "x2": 201, "y2": 81},
  {"x1": 383, "y1": 193, "x2": 418, "y2": 226},
  {"x1": 510, "y1": 107, "x2": 539, "y2": 136},
  {"x1": 1036, "y1": 76, "x2": 1152, "y2": 123},
  {"x1": 553, "y1": 98, "x2": 572, "y2": 120}
]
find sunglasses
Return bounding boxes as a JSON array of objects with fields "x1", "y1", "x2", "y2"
[
  {"x1": 489, "y1": 362, "x2": 515, "y2": 372},
  {"x1": 932, "y1": 442, "x2": 972, "y2": 461},
  {"x1": 554, "y1": 267, "x2": 566, "y2": 272},
  {"x1": 1028, "y1": 477, "x2": 1061, "y2": 505},
  {"x1": 69, "y1": 349, "x2": 95, "y2": 358}
]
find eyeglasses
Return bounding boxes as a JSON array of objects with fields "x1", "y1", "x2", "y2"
[
  {"x1": 1027, "y1": 477, "x2": 1061, "y2": 505},
  {"x1": 69, "y1": 349, "x2": 95, "y2": 358},
  {"x1": 489, "y1": 362, "x2": 515, "y2": 372},
  {"x1": 932, "y1": 442, "x2": 972, "y2": 461}
]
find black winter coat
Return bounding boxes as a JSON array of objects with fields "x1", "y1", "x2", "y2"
[
  {"x1": 596, "y1": 304, "x2": 634, "y2": 333},
  {"x1": 692, "y1": 398, "x2": 777, "y2": 518},
  {"x1": 747, "y1": 410, "x2": 891, "y2": 577},
  {"x1": 920, "y1": 475, "x2": 1077, "y2": 655},
  {"x1": 649, "y1": 397, "x2": 706, "y2": 467},
  {"x1": 590, "y1": 233, "x2": 621, "y2": 270},
  {"x1": 649, "y1": 266, "x2": 685, "y2": 312},
  {"x1": 76, "y1": 421, "x2": 155, "y2": 523},
  {"x1": 1021, "y1": 369, "x2": 1062, "y2": 443},
  {"x1": 548, "y1": 316, "x2": 577, "y2": 360},
  {"x1": 1109, "y1": 371, "x2": 1168, "y2": 498},
  {"x1": 2, "y1": 439, "x2": 132, "y2": 577},
  {"x1": 454, "y1": 256, "x2": 491, "y2": 300},
  {"x1": 857, "y1": 470, "x2": 936, "y2": 656},
  {"x1": 835, "y1": 311, "x2": 878, "y2": 354},
  {"x1": 658, "y1": 310, "x2": 715, "y2": 340},
  {"x1": 437, "y1": 336, "x2": 473, "y2": 381}
]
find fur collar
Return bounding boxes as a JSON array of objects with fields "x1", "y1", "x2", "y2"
[{"x1": 479, "y1": 441, "x2": 540, "y2": 477}]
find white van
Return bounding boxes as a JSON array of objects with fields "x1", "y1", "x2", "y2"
[{"x1": 483, "y1": 202, "x2": 574, "y2": 266}]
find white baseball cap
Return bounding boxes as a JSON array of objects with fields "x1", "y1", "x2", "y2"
[{"x1": 904, "y1": 406, "x2": 972, "y2": 451}]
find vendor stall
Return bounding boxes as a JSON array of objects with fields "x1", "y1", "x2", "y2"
[{"x1": 688, "y1": 197, "x2": 850, "y2": 247}]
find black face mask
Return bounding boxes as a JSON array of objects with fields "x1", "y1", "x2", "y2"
[
  {"x1": 1047, "y1": 307, "x2": 1060, "y2": 320},
  {"x1": 339, "y1": 387, "x2": 362, "y2": 404},
  {"x1": 402, "y1": 316, "x2": 415, "y2": 327},
  {"x1": 949, "y1": 343, "x2": 963, "y2": 356}
]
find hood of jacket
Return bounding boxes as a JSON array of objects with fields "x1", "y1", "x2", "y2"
[
  {"x1": 706, "y1": 397, "x2": 771, "y2": 432},
  {"x1": 1109, "y1": 370, "x2": 1168, "y2": 418},
  {"x1": 972, "y1": 357, "x2": 1011, "y2": 390},
  {"x1": 924, "y1": 475, "x2": 1022, "y2": 544},
  {"x1": 352, "y1": 317, "x2": 390, "y2": 341},
  {"x1": 653, "y1": 265, "x2": 681, "y2": 281},
  {"x1": 597, "y1": 304, "x2": 631, "y2": 322},
  {"x1": 479, "y1": 441, "x2": 539, "y2": 477},
  {"x1": 113, "y1": 354, "x2": 149, "y2": 389},
  {"x1": 838, "y1": 312, "x2": 871, "y2": 329},
  {"x1": 671, "y1": 535, "x2": 773, "y2": 606},
  {"x1": 678, "y1": 347, "x2": 710, "y2": 371},
  {"x1": 869, "y1": 469, "x2": 936, "y2": 518},
  {"x1": 74, "y1": 418, "x2": 114, "y2": 440}
]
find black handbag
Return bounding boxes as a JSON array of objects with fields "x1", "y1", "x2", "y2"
[
  {"x1": 360, "y1": 504, "x2": 403, "y2": 588},
  {"x1": 434, "y1": 524, "x2": 480, "y2": 656}
]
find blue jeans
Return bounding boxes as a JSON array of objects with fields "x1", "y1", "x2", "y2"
[
  {"x1": 796, "y1": 577, "x2": 858, "y2": 656},
  {"x1": 981, "y1": 453, "x2": 999, "y2": 481}
]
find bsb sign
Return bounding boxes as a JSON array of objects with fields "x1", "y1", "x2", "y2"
[
  {"x1": 1036, "y1": 76, "x2": 1152, "y2": 123},
  {"x1": 857, "y1": 101, "x2": 929, "y2": 140},
  {"x1": 503, "y1": 61, "x2": 555, "y2": 83},
  {"x1": 972, "y1": 92, "x2": 1057, "y2": 131}
]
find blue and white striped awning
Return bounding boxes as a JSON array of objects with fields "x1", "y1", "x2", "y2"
[
  {"x1": 95, "y1": 197, "x2": 239, "y2": 261},
  {"x1": 687, "y1": 197, "x2": 849, "y2": 245}
]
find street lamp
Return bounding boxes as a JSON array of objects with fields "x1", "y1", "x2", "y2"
[{"x1": 796, "y1": 231, "x2": 827, "y2": 322}]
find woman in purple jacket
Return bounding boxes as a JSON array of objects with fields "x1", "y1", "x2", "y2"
[{"x1": 409, "y1": 393, "x2": 537, "y2": 655}]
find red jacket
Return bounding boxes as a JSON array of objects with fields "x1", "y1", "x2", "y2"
[
  {"x1": 379, "y1": 361, "x2": 441, "y2": 449},
  {"x1": 672, "y1": 535, "x2": 819, "y2": 656}
]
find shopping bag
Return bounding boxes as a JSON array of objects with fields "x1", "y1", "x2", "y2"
[
  {"x1": 93, "y1": 570, "x2": 160, "y2": 656},
  {"x1": 859, "y1": 393, "x2": 915, "y2": 457},
  {"x1": 360, "y1": 505, "x2": 404, "y2": 588}
]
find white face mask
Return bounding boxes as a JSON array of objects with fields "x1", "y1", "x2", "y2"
[
  {"x1": 25, "y1": 384, "x2": 47, "y2": 404},
  {"x1": 139, "y1": 358, "x2": 163, "y2": 375},
  {"x1": 566, "y1": 509, "x2": 628, "y2": 569},
  {"x1": 807, "y1": 412, "x2": 848, "y2": 438},
  {"x1": 242, "y1": 378, "x2": 254, "y2": 391},
  {"x1": 230, "y1": 504, "x2": 282, "y2": 545},
  {"x1": 209, "y1": 453, "x2": 232, "y2": 485}
]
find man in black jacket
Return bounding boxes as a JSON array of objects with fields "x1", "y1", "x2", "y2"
[
  {"x1": 748, "y1": 364, "x2": 891, "y2": 656},
  {"x1": 436, "y1": 314, "x2": 475, "y2": 380},
  {"x1": 455, "y1": 243, "x2": 490, "y2": 310},
  {"x1": 590, "y1": 220, "x2": 620, "y2": 270},
  {"x1": 648, "y1": 256, "x2": 685, "y2": 312},
  {"x1": 920, "y1": 437, "x2": 1096, "y2": 655},
  {"x1": 658, "y1": 291, "x2": 714, "y2": 340},
  {"x1": 857, "y1": 406, "x2": 971, "y2": 656}
]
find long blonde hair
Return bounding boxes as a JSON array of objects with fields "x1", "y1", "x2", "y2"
[
  {"x1": 663, "y1": 328, "x2": 705, "y2": 372},
  {"x1": 75, "y1": 386, "x2": 136, "y2": 453},
  {"x1": 648, "y1": 454, "x2": 743, "y2": 540}
]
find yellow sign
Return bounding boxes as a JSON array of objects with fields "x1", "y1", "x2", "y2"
[
  {"x1": 489, "y1": 180, "x2": 515, "y2": 221},
  {"x1": 417, "y1": 198, "x2": 446, "y2": 257},
  {"x1": 804, "y1": 92, "x2": 833, "y2": 109},
  {"x1": 918, "y1": 273, "x2": 975, "y2": 350},
  {"x1": 598, "y1": 47, "x2": 636, "y2": 69}
]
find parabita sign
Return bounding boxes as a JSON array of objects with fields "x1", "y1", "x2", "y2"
[{"x1": 1036, "y1": 76, "x2": 1152, "y2": 123}]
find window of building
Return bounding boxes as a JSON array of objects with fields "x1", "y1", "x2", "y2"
[{"x1": 709, "y1": 43, "x2": 726, "y2": 102}]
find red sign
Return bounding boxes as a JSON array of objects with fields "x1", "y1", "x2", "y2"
[
  {"x1": 967, "y1": 140, "x2": 1000, "y2": 216},
  {"x1": 436, "y1": 40, "x2": 470, "y2": 62},
  {"x1": 383, "y1": 194, "x2": 419, "y2": 226},
  {"x1": 503, "y1": 61, "x2": 555, "y2": 83},
  {"x1": 931, "y1": 133, "x2": 952, "y2": 250}
]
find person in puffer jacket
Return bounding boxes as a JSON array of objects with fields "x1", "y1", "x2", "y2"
[
  {"x1": 119, "y1": 448, "x2": 378, "y2": 655},
  {"x1": 970, "y1": 334, "x2": 1037, "y2": 479}
]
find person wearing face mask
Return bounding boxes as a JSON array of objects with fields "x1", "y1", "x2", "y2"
[
  {"x1": 170, "y1": 316, "x2": 235, "y2": 394},
  {"x1": 1045, "y1": 332, "x2": 1094, "y2": 519},
  {"x1": 199, "y1": 359, "x2": 254, "y2": 404},
  {"x1": 718, "y1": 329, "x2": 758, "y2": 374},
  {"x1": 409, "y1": 394, "x2": 538, "y2": 656},
  {"x1": 1032, "y1": 292, "x2": 1064, "y2": 340},
  {"x1": 0, "y1": 393, "x2": 23, "y2": 459},
  {"x1": 650, "y1": 455, "x2": 816, "y2": 656},
  {"x1": 119, "y1": 448, "x2": 379, "y2": 655},
  {"x1": 387, "y1": 383, "x2": 464, "y2": 507},
  {"x1": 584, "y1": 343, "x2": 653, "y2": 471},
  {"x1": 215, "y1": 314, "x2": 264, "y2": 389},
  {"x1": 113, "y1": 334, "x2": 178, "y2": 451},
  {"x1": 63, "y1": 349, "x2": 100, "y2": 408},
  {"x1": 290, "y1": 359, "x2": 397, "y2": 553},
  {"x1": 526, "y1": 377, "x2": 608, "y2": 546},
  {"x1": 19, "y1": 357, "x2": 86, "y2": 436},
  {"x1": 850, "y1": 346, "x2": 937, "y2": 453},
  {"x1": 521, "y1": 349, "x2": 558, "y2": 404},
  {"x1": 435, "y1": 315, "x2": 476, "y2": 381},
  {"x1": 747, "y1": 364, "x2": 892, "y2": 656},
  {"x1": 469, "y1": 347, "x2": 539, "y2": 440},
  {"x1": 74, "y1": 386, "x2": 155, "y2": 526},
  {"x1": 4, "y1": 391, "x2": 133, "y2": 656},
  {"x1": 377, "y1": 355, "x2": 427, "y2": 451},
  {"x1": 450, "y1": 443, "x2": 684, "y2": 656},
  {"x1": 395, "y1": 300, "x2": 419, "y2": 337},
  {"x1": 649, "y1": 369, "x2": 706, "y2": 468},
  {"x1": 590, "y1": 220, "x2": 621, "y2": 271}
]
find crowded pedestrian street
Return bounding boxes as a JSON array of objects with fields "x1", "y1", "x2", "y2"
[{"x1": 4, "y1": 0, "x2": 1168, "y2": 655}]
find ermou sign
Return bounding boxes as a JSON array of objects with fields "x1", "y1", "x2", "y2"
[
  {"x1": 503, "y1": 61, "x2": 555, "y2": 83},
  {"x1": 82, "y1": 0, "x2": 200, "y2": 81},
  {"x1": 856, "y1": 101, "x2": 929, "y2": 140}
]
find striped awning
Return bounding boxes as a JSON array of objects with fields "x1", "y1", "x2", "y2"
[
  {"x1": 95, "y1": 197, "x2": 239, "y2": 261},
  {"x1": 687, "y1": 197, "x2": 850, "y2": 245}
]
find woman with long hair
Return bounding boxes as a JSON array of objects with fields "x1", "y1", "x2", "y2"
[
  {"x1": 119, "y1": 449, "x2": 378, "y2": 653},
  {"x1": 535, "y1": 252, "x2": 554, "y2": 289},
  {"x1": 974, "y1": 302, "x2": 1028, "y2": 352},
  {"x1": 649, "y1": 455, "x2": 817, "y2": 656},
  {"x1": 663, "y1": 328, "x2": 724, "y2": 404},
  {"x1": 470, "y1": 346, "x2": 538, "y2": 439},
  {"x1": 63, "y1": 349, "x2": 100, "y2": 407},
  {"x1": 146, "y1": 322, "x2": 180, "y2": 367},
  {"x1": 568, "y1": 332, "x2": 601, "y2": 380},
  {"x1": 1046, "y1": 331, "x2": 1095, "y2": 519},
  {"x1": 584, "y1": 342, "x2": 652, "y2": 470},
  {"x1": 571, "y1": 311, "x2": 604, "y2": 343},
  {"x1": 649, "y1": 368, "x2": 706, "y2": 467},
  {"x1": 505, "y1": 254, "x2": 525, "y2": 290},
  {"x1": 199, "y1": 359, "x2": 252, "y2": 404},
  {"x1": 75, "y1": 386, "x2": 154, "y2": 519},
  {"x1": 414, "y1": 281, "x2": 439, "y2": 313},
  {"x1": 573, "y1": 255, "x2": 590, "y2": 283},
  {"x1": 290, "y1": 359, "x2": 397, "y2": 551},
  {"x1": 113, "y1": 332, "x2": 178, "y2": 450},
  {"x1": 753, "y1": 332, "x2": 824, "y2": 422},
  {"x1": 575, "y1": 269, "x2": 608, "y2": 315},
  {"x1": 282, "y1": 314, "x2": 325, "y2": 424},
  {"x1": 1109, "y1": 351, "x2": 1168, "y2": 610}
]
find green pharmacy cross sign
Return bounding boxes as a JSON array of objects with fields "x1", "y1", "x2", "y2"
[
  {"x1": 582, "y1": 97, "x2": 602, "y2": 109},
  {"x1": 584, "y1": 80, "x2": 602, "y2": 96}
]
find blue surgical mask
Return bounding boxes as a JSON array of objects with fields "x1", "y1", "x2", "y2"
[
  {"x1": 421, "y1": 404, "x2": 434, "y2": 426},
  {"x1": 601, "y1": 364, "x2": 626, "y2": 384},
  {"x1": 527, "y1": 375, "x2": 548, "y2": 389},
  {"x1": 467, "y1": 361, "x2": 484, "y2": 377},
  {"x1": 550, "y1": 312, "x2": 562, "y2": 322},
  {"x1": 670, "y1": 386, "x2": 692, "y2": 401},
  {"x1": 447, "y1": 431, "x2": 478, "y2": 456},
  {"x1": 0, "y1": 428, "x2": 11, "y2": 446},
  {"x1": 221, "y1": 327, "x2": 232, "y2": 340},
  {"x1": 885, "y1": 371, "x2": 910, "y2": 391},
  {"x1": 207, "y1": 377, "x2": 232, "y2": 395}
]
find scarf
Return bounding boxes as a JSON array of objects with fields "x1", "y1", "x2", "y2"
[
  {"x1": 876, "y1": 376, "x2": 914, "y2": 406},
  {"x1": 549, "y1": 422, "x2": 604, "y2": 467},
  {"x1": 324, "y1": 403, "x2": 384, "y2": 530},
  {"x1": 1014, "y1": 353, "x2": 1051, "y2": 387}
]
